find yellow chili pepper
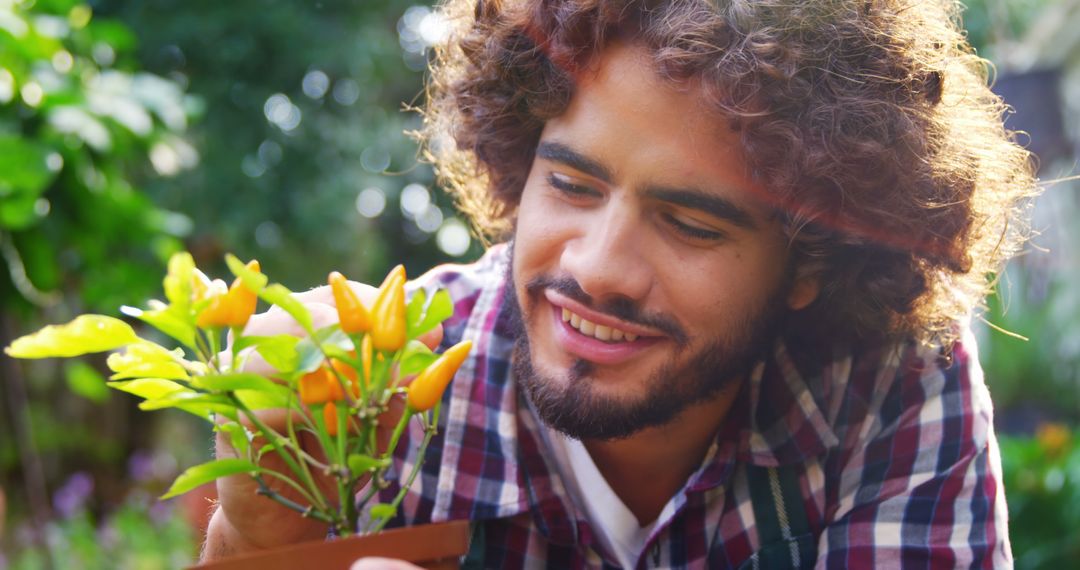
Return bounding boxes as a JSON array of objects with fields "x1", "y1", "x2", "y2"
[
  {"x1": 328, "y1": 271, "x2": 371, "y2": 334},
  {"x1": 360, "y1": 334, "x2": 373, "y2": 386},
  {"x1": 196, "y1": 260, "x2": 261, "y2": 328},
  {"x1": 379, "y1": 264, "x2": 405, "y2": 290},
  {"x1": 370, "y1": 271, "x2": 406, "y2": 352},
  {"x1": 407, "y1": 340, "x2": 473, "y2": 412}
]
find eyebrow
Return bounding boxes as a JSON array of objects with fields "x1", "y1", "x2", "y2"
[
  {"x1": 536, "y1": 140, "x2": 759, "y2": 231},
  {"x1": 535, "y1": 141, "x2": 613, "y2": 182},
  {"x1": 644, "y1": 186, "x2": 758, "y2": 230}
]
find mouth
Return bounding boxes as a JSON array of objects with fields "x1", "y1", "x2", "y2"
[
  {"x1": 543, "y1": 290, "x2": 662, "y2": 366},
  {"x1": 559, "y1": 307, "x2": 639, "y2": 342}
]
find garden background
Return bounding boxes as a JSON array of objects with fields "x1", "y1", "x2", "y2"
[{"x1": 1, "y1": 0, "x2": 1078, "y2": 567}]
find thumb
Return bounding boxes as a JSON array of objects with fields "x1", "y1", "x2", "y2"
[{"x1": 350, "y1": 557, "x2": 424, "y2": 570}]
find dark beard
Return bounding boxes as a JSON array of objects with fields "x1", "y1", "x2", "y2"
[{"x1": 504, "y1": 258, "x2": 790, "y2": 441}]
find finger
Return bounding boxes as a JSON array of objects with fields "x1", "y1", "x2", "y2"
[
  {"x1": 293, "y1": 281, "x2": 378, "y2": 308},
  {"x1": 417, "y1": 324, "x2": 443, "y2": 351},
  {"x1": 350, "y1": 557, "x2": 424, "y2": 570}
]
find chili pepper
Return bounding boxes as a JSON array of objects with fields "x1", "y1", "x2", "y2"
[
  {"x1": 328, "y1": 271, "x2": 371, "y2": 334},
  {"x1": 407, "y1": 340, "x2": 473, "y2": 412},
  {"x1": 196, "y1": 260, "x2": 261, "y2": 328},
  {"x1": 299, "y1": 366, "x2": 339, "y2": 405},
  {"x1": 324, "y1": 402, "x2": 340, "y2": 436},
  {"x1": 370, "y1": 270, "x2": 406, "y2": 352},
  {"x1": 360, "y1": 334, "x2": 373, "y2": 386},
  {"x1": 378, "y1": 264, "x2": 405, "y2": 290},
  {"x1": 330, "y1": 355, "x2": 360, "y2": 398}
]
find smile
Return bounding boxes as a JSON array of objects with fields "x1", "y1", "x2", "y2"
[{"x1": 561, "y1": 308, "x2": 639, "y2": 343}]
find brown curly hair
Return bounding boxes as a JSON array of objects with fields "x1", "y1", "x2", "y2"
[{"x1": 421, "y1": 0, "x2": 1038, "y2": 345}]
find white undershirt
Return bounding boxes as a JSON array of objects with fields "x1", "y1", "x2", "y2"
[{"x1": 542, "y1": 427, "x2": 679, "y2": 569}]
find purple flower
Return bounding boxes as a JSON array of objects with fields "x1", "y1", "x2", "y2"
[{"x1": 52, "y1": 472, "x2": 94, "y2": 519}]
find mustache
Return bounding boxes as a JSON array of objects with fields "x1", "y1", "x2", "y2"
[{"x1": 523, "y1": 274, "x2": 688, "y2": 344}]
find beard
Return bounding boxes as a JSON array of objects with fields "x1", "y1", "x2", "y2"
[{"x1": 505, "y1": 252, "x2": 790, "y2": 442}]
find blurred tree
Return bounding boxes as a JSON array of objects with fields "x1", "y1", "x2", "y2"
[
  {"x1": 0, "y1": 0, "x2": 198, "y2": 555},
  {"x1": 93, "y1": 0, "x2": 481, "y2": 290}
]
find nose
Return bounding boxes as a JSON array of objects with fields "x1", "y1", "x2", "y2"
[{"x1": 560, "y1": 198, "x2": 653, "y2": 305}]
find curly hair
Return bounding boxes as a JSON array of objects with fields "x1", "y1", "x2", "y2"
[{"x1": 421, "y1": 0, "x2": 1038, "y2": 346}]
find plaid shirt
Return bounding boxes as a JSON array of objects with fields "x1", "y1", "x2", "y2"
[{"x1": 373, "y1": 244, "x2": 1011, "y2": 569}]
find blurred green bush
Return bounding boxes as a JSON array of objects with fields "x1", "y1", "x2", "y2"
[{"x1": 999, "y1": 424, "x2": 1080, "y2": 567}]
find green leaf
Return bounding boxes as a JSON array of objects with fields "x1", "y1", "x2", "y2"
[
  {"x1": 106, "y1": 342, "x2": 190, "y2": 381},
  {"x1": 225, "y1": 253, "x2": 268, "y2": 292},
  {"x1": 215, "y1": 422, "x2": 251, "y2": 457},
  {"x1": 5, "y1": 315, "x2": 140, "y2": 358},
  {"x1": 123, "y1": 305, "x2": 196, "y2": 349},
  {"x1": 405, "y1": 288, "x2": 427, "y2": 335},
  {"x1": 369, "y1": 504, "x2": 396, "y2": 520},
  {"x1": 0, "y1": 136, "x2": 55, "y2": 197},
  {"x1": 346, "y1": 454, "x2": 389, "y2": 475},
  {"x1": 397, "y1": 340, "x2": 436, "y2": 378},
  {"x1": 161, "y1": 459, "x2": 260, "y2": 499},
  {"x1": 192, "y1": 373, "x2": 288, "y2": 395},
  {"x1": 64, "y1": 361, "x2": 110, "y2": 403},
  {"x1": 293, "y1": 326, "x2": 351, "y2": 375},
  {"x1": 109, "y1": 378, "x2": 191, "y2": 400},
  {"x1": 234, "y1": 388, "x2": 291, "y2": 410},
  {"x1": 138, "y1": 392, "x2": 238, "y2": 420},
  {"x1": 162, "y1": 252, "x2": 195, "y2": 311},
  {"x1": 409, "y1": 289, "x2": 453, "y2": 340},
  {"x1": 260, "y1": 283, "x2": 313, "y2": 334},
  {"x1": 234, "y1": 334, "x2": 299, "y2": 374}
]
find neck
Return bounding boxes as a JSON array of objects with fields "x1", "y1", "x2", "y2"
[{"x1": 582, "y1": 385, "x2": 740, "y2": 525}]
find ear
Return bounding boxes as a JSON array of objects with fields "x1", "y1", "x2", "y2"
[{"x1": 786, "y1": 273, "x2": 820, "y2": 311}]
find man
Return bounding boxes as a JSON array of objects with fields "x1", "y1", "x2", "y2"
[{"x1": 205, "y1": 0, "x2": 1036, "y2": 567}]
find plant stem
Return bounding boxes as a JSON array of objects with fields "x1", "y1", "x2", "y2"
[
  {"x1": 254, "y1": 474, "x2": 332, "y2": 524},
  {"x1": 256, "y1": 468, "x2": 323, "y2": 510},
  {"x1": 369, "y1": 417, "x2": 436, "y2": 534},
  {"x1": 231, "y1": 395, "x2": 329, "y2": 513}
]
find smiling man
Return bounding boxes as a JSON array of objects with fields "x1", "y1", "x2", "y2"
[{"x1": 204, "y1": 1, "x2": 1037, "y2": 568}]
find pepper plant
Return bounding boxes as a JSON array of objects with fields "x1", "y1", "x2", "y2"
[{"x1": 4, "y1": 251, "x2": 471, "y2": 538}]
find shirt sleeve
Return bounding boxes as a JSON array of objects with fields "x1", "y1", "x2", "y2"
[{"x1": 816, "y1": 329, "x2": 1012, "y2": 568}]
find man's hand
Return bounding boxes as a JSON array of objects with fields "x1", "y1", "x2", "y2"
[
  {"x1": 350, "y1": 557, "x2": 424, "y2": 570},
  {"x1": 202, "y1": 281, "x2": 442, "y2": 561}
]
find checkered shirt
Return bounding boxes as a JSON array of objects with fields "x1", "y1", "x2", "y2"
[{"x1": 370, "y1": 244, "x2": 1011, "y2": 569}]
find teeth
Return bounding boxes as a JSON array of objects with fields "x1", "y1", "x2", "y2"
[
  {"x1": 579, "y1": 319, "x2": 595, "y2": 336},
  {"x1": 560, "y1": 307, "x2": 640, "y2": 343}
]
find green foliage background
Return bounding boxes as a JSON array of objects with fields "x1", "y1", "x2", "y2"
[{"x1": 1, "y1": 0, "x2": 1077, "y2": 567}]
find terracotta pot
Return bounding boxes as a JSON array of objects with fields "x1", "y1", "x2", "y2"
[{"x1": 191, "y1": 519, "x2": 471, "y2": 570}]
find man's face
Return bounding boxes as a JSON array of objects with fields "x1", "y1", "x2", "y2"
[{"x1": 510, "y1": 43, "x2": 817, "y2": 441}]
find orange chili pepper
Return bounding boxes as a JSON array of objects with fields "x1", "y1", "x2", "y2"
[
  {"x1": 330, "y1": 356, "x2": 360, "y2": 398},
  {"x1": 370, "y1": 270, "x2": 406, "y2": 352},
  {"x1": 328, "y1": 271, "x2": 371, "y2": 334},
  {"x1": 324, "y1": 402, "x2": 340, "y2": 436},
  {"x1": 299, "y1": 367, "x2": 339, "y2": 405},
  {"x1": 407, "y1": 340, "x2": 473, "y2": 412},
  {"x1": 195, "y1": 260, "x2": 261, "y2": 328}
]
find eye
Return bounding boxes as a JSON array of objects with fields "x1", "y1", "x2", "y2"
[
  {"x1": 661, "y1": 213, "x2": 726, "y2": 241},
  {"x1": 546, "y1": 173, "x2": 599, "y2": 198}
]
